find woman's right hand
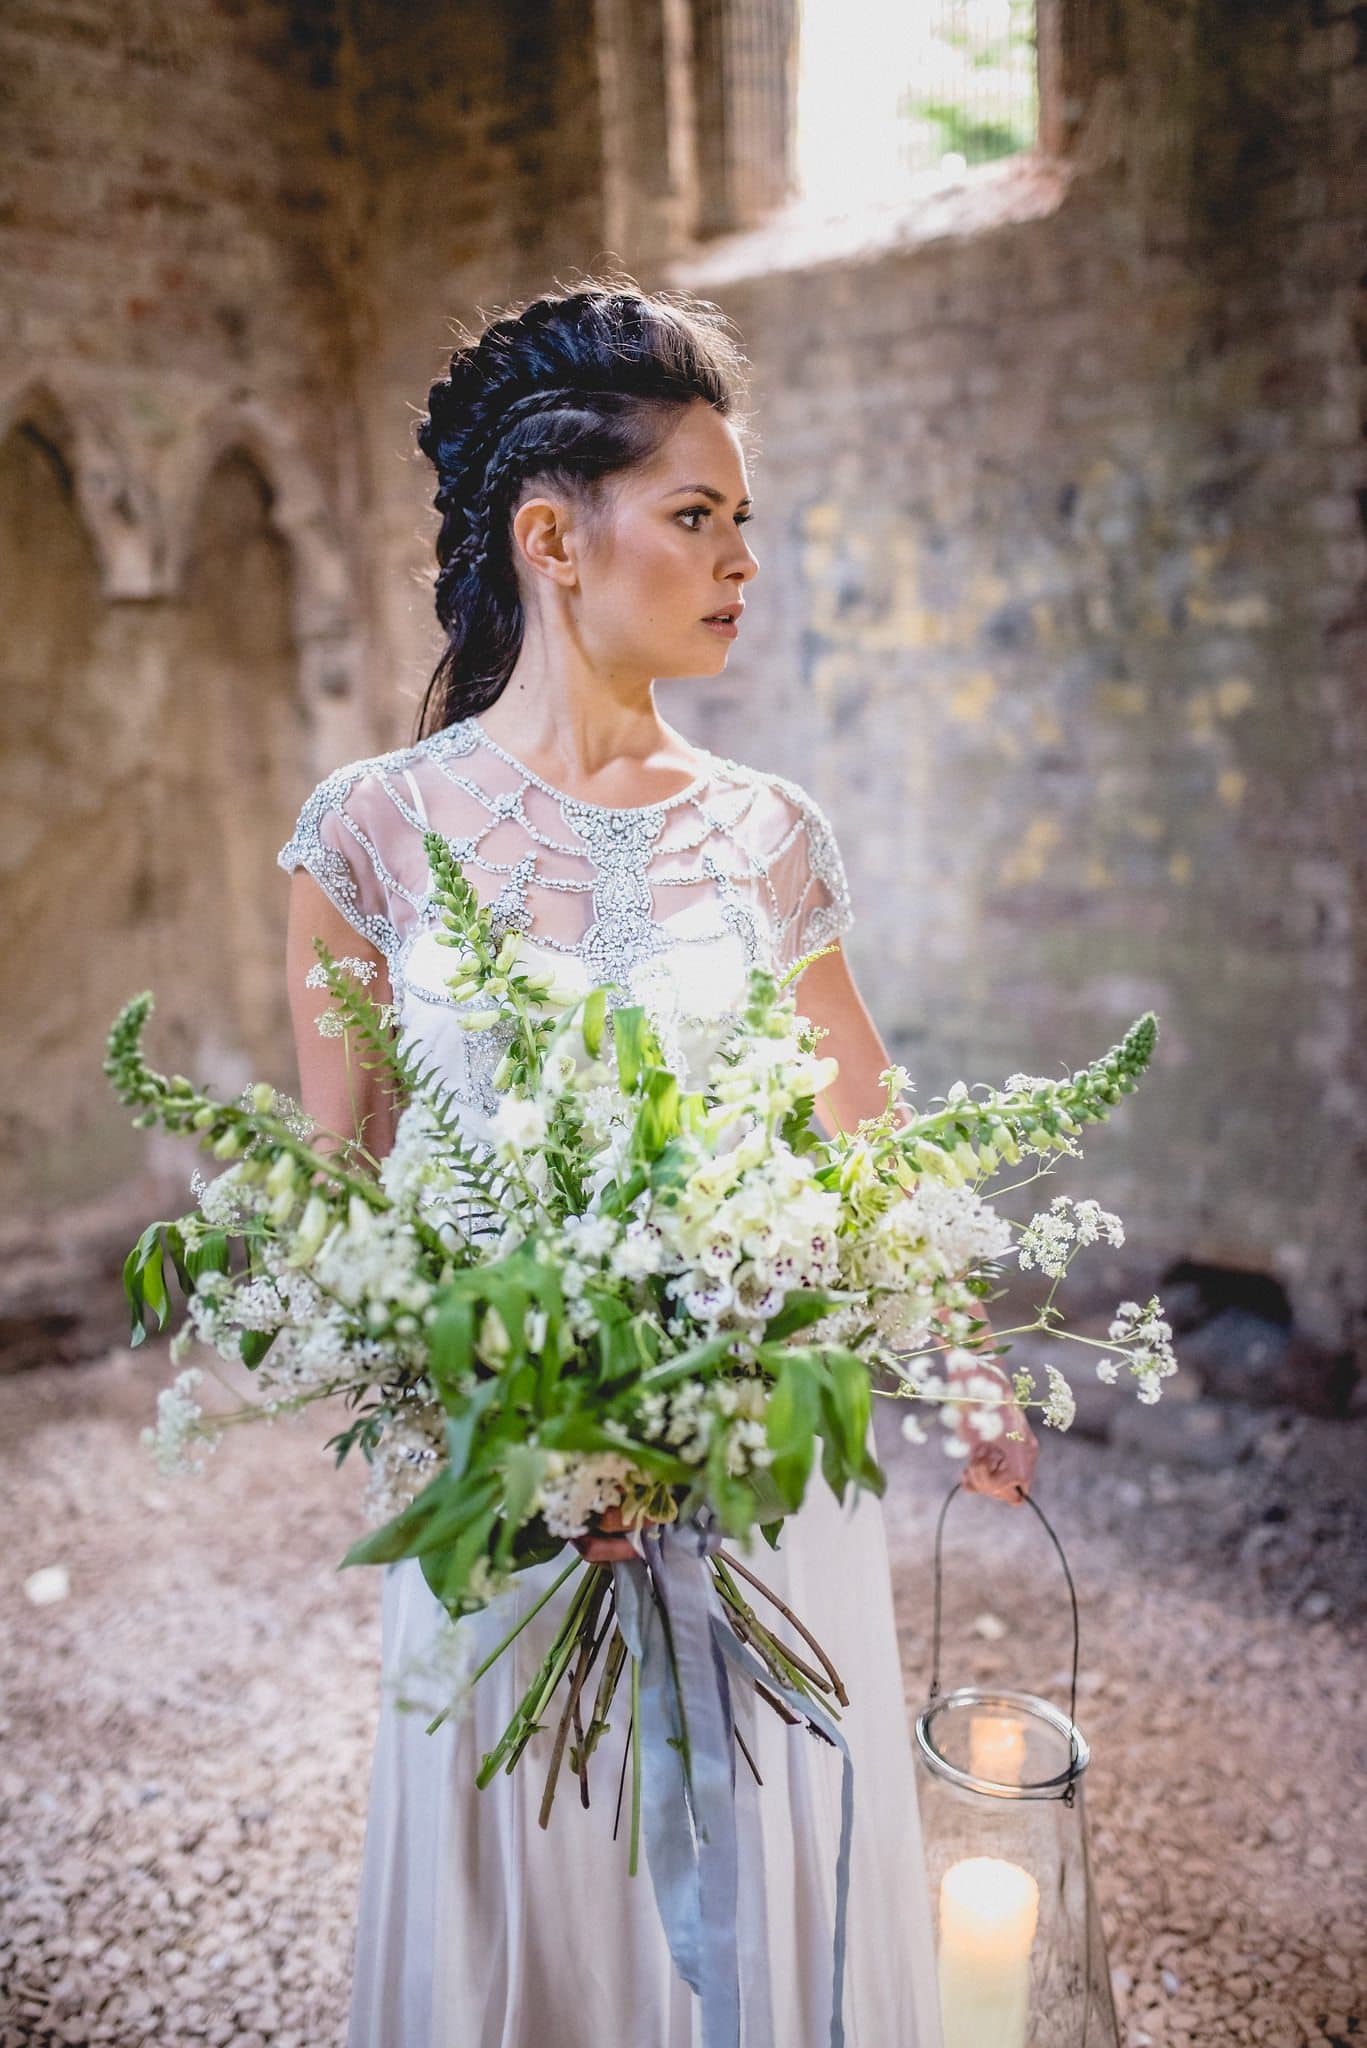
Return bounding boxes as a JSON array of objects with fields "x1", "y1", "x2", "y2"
[{"x1": 572, "y1": 1501, "x2": 658, "y2": 1565}]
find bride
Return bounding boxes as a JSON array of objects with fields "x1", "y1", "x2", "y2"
[{"x1": 277, "y1": 278, "x2": 1038, "y2": 2048}]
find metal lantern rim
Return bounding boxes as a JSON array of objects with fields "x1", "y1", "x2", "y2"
[{"x1": 914, "y1": 1683, "x2": 1091, "y2": 1801}]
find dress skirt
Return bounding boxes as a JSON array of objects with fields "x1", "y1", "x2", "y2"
[{"x1": 346, "y1": 1469, "x2": 944, "y2": 2048}]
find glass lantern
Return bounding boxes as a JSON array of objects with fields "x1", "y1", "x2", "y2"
[{"x1": 913, "y1": 1482, "x2": 1121, "y2": 2048}]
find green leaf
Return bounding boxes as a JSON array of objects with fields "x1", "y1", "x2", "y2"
[
  {"x1": 816, "y1": 1347, "x2": 886, "y2": 1504},
  {"x1": 823, "y1": 1347, "x2": 871, "y2": 1467},
  {"x1": 123, "y1": 1223, "x2": 172, "y2": 1348},
  {"x1": 760, "y1": 1288, "x2": 854, "y2": 1344},
  {"x1": 494, "y1": 1443, "x2": 548, "y2": 1570},
  {"x1": 162, "y1": 1224, "x2": 192, "y2": 1298},
  {"x1": 185, "y1": 1230, "x2": 230, "y2": 1286},
  {"x1": 613, "y1": 1005, "x2": 661, "y2": 1094},
  {"x1": 443, "y1": 1375, "x2": 502, "y2": 1485},
  {"x1": 424, "y1": 1503, "x2": 502, "y2": 1608},
  {"x1": 765, "y1": 1350, "x2": 821, "y2": 1512},
  {"x1": 240, "y1": 1328, "x2": 277, "y2": 1368},
  {"x1": 342, "y1": 1469, "x2": 502, "y2": 1568},
  {"x1": 634, "y1": 1068, "x2": 681, "y2": 1157},
  {"x1": 581, "y1": 987, "x2": 607, "y2": 1059},
  {"x1": 428, "y1": 1286, "x2": 476, "y2": 1385}
]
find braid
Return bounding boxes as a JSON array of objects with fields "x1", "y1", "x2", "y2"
[
  {"x1": 411, "y1": 275, "x2": 754, "y2": 740},
  {"x1": 454, "y1": 385, "x2": 608, "y2": 579}
]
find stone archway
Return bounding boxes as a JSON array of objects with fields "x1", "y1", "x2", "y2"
[
  {"x1": 154, "y1": 447, "x2": 317, "y2": 1097},
  {"x1": 0, "y1": 396, "x2": 153, "y2": 1218}
]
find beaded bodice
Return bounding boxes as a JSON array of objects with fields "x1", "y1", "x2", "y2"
[{"x1": 277, "y1": 713, "x2": 853, "y2": 1129}]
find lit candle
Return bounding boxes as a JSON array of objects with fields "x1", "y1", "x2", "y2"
[
  {"x1": 969, "y1": 1712, "x2": 1026, "y2": 1785},
  {"x1": 937, "y1": 1855, "x2": 1040, "y2": 2048}
]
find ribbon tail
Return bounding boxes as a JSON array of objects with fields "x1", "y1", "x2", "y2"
[
  {"x1": 648, "y1": 1530, "x2": 741, "y2": 2048},
  {"x1": 612, "y1": 1523, "x2": 854, "y2": 2048},
  {"x1": 612, "y1": 1552, "x2": 705, "y2": 1996},
  {"x1": 712, "y1": 1615, "x2": 854, "y2": 2048}
]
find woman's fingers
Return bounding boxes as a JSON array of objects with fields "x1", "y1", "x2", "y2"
[
  {"x1": 572, "y1": 1500, "x2": 655, "y2": 1561},
  {"x1": 963, "y1": 1432, "x2": 1037, "y2": 1504}
]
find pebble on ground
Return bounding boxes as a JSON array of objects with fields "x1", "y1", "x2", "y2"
[{"x1": 0, "y1": 1344, "x2": 1363, "y2": 2047}]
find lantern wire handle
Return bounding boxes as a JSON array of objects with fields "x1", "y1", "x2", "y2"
[{"x1": 927, "y1": 1481, "x2": 1084, "y2": 1802}]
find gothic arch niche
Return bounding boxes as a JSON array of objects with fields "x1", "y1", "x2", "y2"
[
  {"x1": 158, "y1": 448, "x2": 311, "y2": 1098},
  {"x1": 0, "y1": 400, "x2": 150, "y2": 1213}
]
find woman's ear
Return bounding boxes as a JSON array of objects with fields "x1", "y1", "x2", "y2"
[{"x1": 511, "y1": 495, "x2": 579, "y2": 589}]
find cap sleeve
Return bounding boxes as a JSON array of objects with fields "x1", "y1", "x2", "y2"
[
  {"x1": 277, "y1": 756, "x2": 403, "y2": 963},
  {"x1": 767, "y1": 773, "x2": 855, "y2": 973}
]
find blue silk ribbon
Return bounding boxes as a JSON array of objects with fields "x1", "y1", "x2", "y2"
[{"x1": 612, "y1": 1515, "x2": 853, "y2": 2048}]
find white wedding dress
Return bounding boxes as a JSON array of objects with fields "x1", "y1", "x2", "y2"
[{"x1": 278, "y1": 713, "x2": 943, "y2": 2048}]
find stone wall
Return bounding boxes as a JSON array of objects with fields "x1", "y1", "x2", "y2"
[
  {"x1": 656, "y1": 0, "x2": 1365, "y2": 1362},
  {"x1": 0, "y1": 0, "x2": 1361, "y2": 1376}
]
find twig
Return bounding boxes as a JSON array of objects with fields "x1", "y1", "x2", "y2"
[
  {"x1": 716, "y1": 1548, "x2": 850, "y2": 1706},
  {"x1": 538, "y1": 1572, "x2": 609, "y2": 1829},
  {"x1": 752, "y1": 1680, "x2": 802, "y2": 1727},
  {"x1": 716, "y1": 1587, "x2": 835, "y2": 1699}
]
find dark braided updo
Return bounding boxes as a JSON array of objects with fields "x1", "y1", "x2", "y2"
[{"x1": 410, "y1": 275, "x2": 753, "y2": 742}]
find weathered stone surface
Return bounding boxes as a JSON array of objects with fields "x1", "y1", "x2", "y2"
[
  {"x1": 1109, "y1": 1390, "x2": 1266, "y2": 1469},
  {"x1": 1175, "y1": 1307, "x2": 1358, "y2": 1417}
]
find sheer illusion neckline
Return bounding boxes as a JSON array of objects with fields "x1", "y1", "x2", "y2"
[{"x1": 465, "y1": 714, "x2": 716, "y2": 816}]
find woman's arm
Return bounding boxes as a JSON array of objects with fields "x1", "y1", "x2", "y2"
[
  {"x1": 284, "y1": 871, "x2": 640, "y2": 1563},
  {"x1": 793, "y1": 940, "x2": 1039, "y2": 1504},
  {"x1": 284, "y1": 869, "x2": 399, "y2": 1165}
]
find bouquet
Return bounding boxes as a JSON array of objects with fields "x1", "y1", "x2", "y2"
[{"x1": 104, "y1": 830, "x2": 1173, "y2": 2043}]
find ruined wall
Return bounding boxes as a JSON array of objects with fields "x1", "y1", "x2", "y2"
[
  {"x1": 0, "y1": 1, "x2": 485, "y2": 1232},
  {"x1": 652, "y1": 0, "x2": 1365, "y2": 1359},
  {"x1": 2, "y1": 0, "x2": 1361, "y2": 1372}
]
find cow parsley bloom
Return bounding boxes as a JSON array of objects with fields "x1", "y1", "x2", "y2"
[
  {"x1": 536, "y1": 1451, "x2": 653, "y2": 1538},
  {"x1": 1108, "y1": 1296, "x2": 1177, "y2": 1402},
  {"x1": 141, "y1": 1367, "x2": 216, "y2": 1476},
  {"x1": 1017, "y1": 1195, "x2": 1125, "y2": 1277},
  {"x1": 1040, "y1": 1363, "x2": 1077, "y2": 1430}
]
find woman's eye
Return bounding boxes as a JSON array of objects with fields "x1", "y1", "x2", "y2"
[{"x1": 679, "y1": 507, "x2": 754, "y2": 530}]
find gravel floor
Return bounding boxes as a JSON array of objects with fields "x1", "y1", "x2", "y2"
[{"x1": 0, "y1": 1344, "x2": 1363, "y2": 2048}]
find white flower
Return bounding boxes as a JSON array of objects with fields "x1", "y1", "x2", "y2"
[
  {"x1": 198, "y1": 1162, "x2": 270, "y2": 1231},
  {"x1": 899, "y1": 1410, "x2": 928, "y2": 1445},
  {"x1": 478, "y1": 1305, "x2": 512, "y2": 1361},
  {"x1": 539, "y1": 1047, "x2": 581, "y2": 1095},
  {"x1": 1106, "y1": 1295, "x2": 1178, "y2": 1395},
  {"x1": 306, "y1": 955, "x2": 379, "y2": 989},
  {"x1": 489, "y1": 1095, "x2": 548, "y2": 1160},
  {"x1": 141, "y1": 1368, "x2": 216, "y2": 1476},
  {"x1": 1017, "y1": 1195, "x2": 1125, "y2": 1277},
  {"x1": 562, "y1": 1211, "x2": 619, "y2": 1261},
  {"x1": 610, "y1": 1217, "x2": 672, "y2": 1284},
  {"x1": 361, "y1": 1392, "x2": 447, "y2": 1525},
  {"x1": 535, "y1": 1451, "x2": 652, "y2": 1539},
  {"x1": 1040, "y1": 1363, "x2": 1076, "y2": 1431}
]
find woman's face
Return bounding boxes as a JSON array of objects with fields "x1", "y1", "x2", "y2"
[{"x1": 515, "y1": 399, "x2": 760, "y2": 683}]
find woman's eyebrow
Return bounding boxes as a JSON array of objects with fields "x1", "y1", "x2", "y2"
[{"x1": 664, "y1": 484, "x2": 754, "y2": 508}]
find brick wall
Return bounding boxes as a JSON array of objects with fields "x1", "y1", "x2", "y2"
[
  {"x1": 655, "y1": 0, "x2": 1366, "y2": 1359},
  {"x1": 1, "y1": 0, "x2": 1361, "y2": 1366}
]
